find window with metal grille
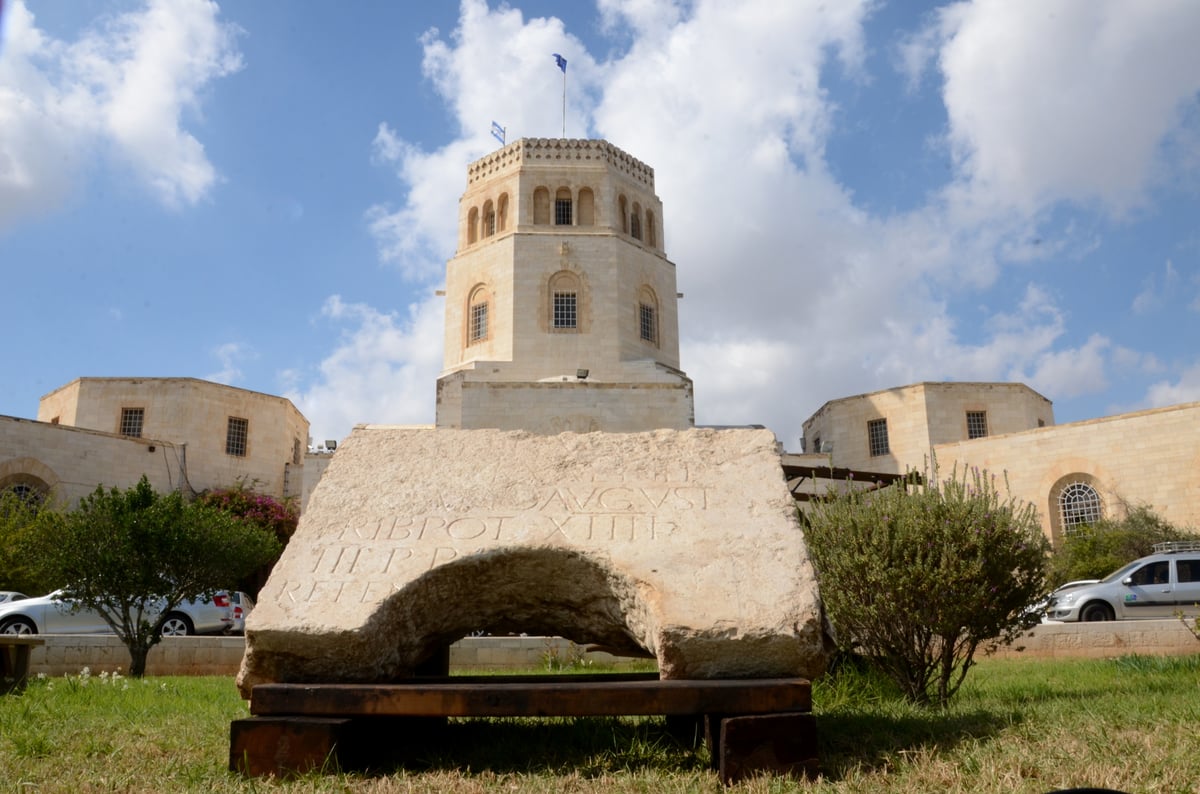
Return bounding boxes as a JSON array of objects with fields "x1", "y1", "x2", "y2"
[
  {"x1": 867, "y1": 419, "x2": 889, "y2": 456},
  {"x1": 120, "y1": 407, "x2": 144, "y2": 438},
  {"x1": 630, "y1": 213, "x2": 641, "y2": 240},
  {"x1": 966, "y1": 410, "x2": 988, "y2": 439},
  {"x1": 484, "y1": 212, "x2": 496, "y2": 236},
  {"x1": 639, "y1": 302, "x2": 657, "y2": 344},
  {"x1": 1059, "y1": 482, "x2": 1102, "y2": 532},
  {"x1": 226, "y1": 416, "x2": 248, "y2": 457},
  {"x1": 469, "y1": 300, "x2": 489, "y2": 344},
  {"x1": 553, "y1": 292, "x2": 577, "y2": 329},
  {"x1": 554, "y1": 198, "x2": 572, "y2": 225}
]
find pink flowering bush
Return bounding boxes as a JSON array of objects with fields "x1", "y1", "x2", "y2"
[
  {"x1": 198, "y1": 483, "x2": 298, "y2": 595},
  {"x1": 198, "y1": 483, "x2": 298, "y2": 545}
]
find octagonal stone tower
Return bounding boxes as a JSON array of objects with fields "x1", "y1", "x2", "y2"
[{"x1": 435, "y1": 138, "x2": 694, "y2": 433}]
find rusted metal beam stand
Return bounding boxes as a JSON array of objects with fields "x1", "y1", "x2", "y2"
[{"x1": 230, "y1": 674, "x2": 817, "y2": 784}]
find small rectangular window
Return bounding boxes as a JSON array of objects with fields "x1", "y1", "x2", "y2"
[
  {"x1": 639, "y1": 303, "x2": 657, "y2": 344},
  {"x1": 966, "y1": 410, "x2": 988, "y2": 439},
  {"x1": 554, "y1": 198, "x2": 572, "y2": 226},
  {"x1": 226, "y1": 416, "x2": 248, "y2": 457},
  {"x1": 553, "y1": 292, "x2": 577, "y2": 329},
  {"x1": 469, "y1": 301, "x2": 489, "y2": 344},
  {"x1": 867, "y1": 418, "x2": 889, "y2": 457},
  {"x1": 120, "y1": 407, "x2": 144, "y2": 438}
]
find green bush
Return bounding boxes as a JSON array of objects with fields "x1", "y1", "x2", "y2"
[
  {"x1": 0, "y1": 489, "x2": 52, "y2": 595},
  {"x1": 1048, "y1": 502, "x2": 1196, "y2": 587},
  {"x1": 26, "y1": 477, "x2": 281, "y2": 676},
  {"x1": 804, "y1": 463, "x2": 1048, "y2": 707}
]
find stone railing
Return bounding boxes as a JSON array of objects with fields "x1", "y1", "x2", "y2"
[{"x1": 24, "y1": 621, "x2": 1199, "y2": 678}]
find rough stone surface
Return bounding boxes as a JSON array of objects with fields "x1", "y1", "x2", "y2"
[{"x1": 237, "y1": 427, "x2": 828, "y2": 696}]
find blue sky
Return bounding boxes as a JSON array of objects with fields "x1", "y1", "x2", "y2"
[{"x1": 2, "y1": 0, "x2": 1198, "y2": 451}]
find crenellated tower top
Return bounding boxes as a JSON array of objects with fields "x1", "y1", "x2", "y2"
[{"x1": 467, "y1": 138, "x2": 655, "y2": 191}]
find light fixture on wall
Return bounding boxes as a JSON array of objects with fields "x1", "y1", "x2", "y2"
[
  {"x1": 576, "y1": 369, "x2": 589, "y2": 380},
  {"x1": 325, "y1": 440, "x2": 338, "y2": 451}
]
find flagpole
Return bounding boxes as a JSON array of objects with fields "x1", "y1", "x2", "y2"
[{"x1": 553, "y1": 53, "x2": 568, "y2": 138}]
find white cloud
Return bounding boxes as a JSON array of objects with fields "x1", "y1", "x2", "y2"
[
  {"x1": 295, "y1": 0, "x2": 1200, "y2": 446},
  {"x1": 1144, "y1": 362, "x2": 1200, "y2": 408},
  {"x1": 932, "y1": 0, "x2": 1200, "y2": 217},
  {"x1": 206, "y1": 341, "x2": 254, "y2": 385},
  {"x1": 287, "y1": 295, "x2": 444, "y2": 446},
  {"x1": 0, "y1": 0, "x2": 240, "y2": 229},
  {"x1": 1132, "y1": 259, "x2": 1180, "y2": 315}
]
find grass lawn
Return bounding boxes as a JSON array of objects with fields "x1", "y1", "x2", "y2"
[{"x1": 1, "y1": 654, "x2": 1198, "y2": 793}]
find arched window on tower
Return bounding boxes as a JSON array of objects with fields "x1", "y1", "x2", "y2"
[
  {"x1": 631, "y1": 202, "x2": 642, "y2": 241},
  {"x1": 467, "y1": 207, "x2": 479, "y2": 245},
  {"x1": 637, "y1": 286, "x2": 659, "y2": 347},
  {"x1": 533, "y1": 187, "x2": 551, "y2": 225},
  {"x1": 467, "y1": 285, "x2": 491, "y2": 346},
  {"x1": 548, "y1": 271, "x2": 581, "y2": 332},
  {"x1": 646, "y1": 209, "x2": 657, "y2": 248},
  {"x1": 618, "y1": 195, "x2": 628, "y2": 234},
  {"x1": 497, "y1": 193, "x2": 509, "y2": 232},
  {"x1": 555, "y1": 188, "x2": 572, "y2": 225},
  {"x1": 482, "y1": 199, "x2": 496, "y2": 237},
  {"x1": 577, "y1": 188, "x2": 595, "y2": 226}
]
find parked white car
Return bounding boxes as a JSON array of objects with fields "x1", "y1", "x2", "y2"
[
  {"x1": 1044, "y1": 541, "x2": 1200, "y2": 622},
  {"x1": 230, "y1": 591, "x2": 255, "y2": 634},
  {"x1": 0, "y1": 591, "x2": 28, "y2": 604},
  {"x1": 0, "y1": 590, "x2": 234, "y2": 636}
]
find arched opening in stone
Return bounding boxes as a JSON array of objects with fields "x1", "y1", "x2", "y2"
[{"x1": 374, "y1": 547, "x2": 656, "y2": 674}]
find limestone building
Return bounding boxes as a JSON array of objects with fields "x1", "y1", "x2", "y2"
[
  {"x1": 434, "y1": 138, "x2": 694, "y2": 433},
  {"x1": 802, "y1": 382, "x2": 1200, "y2": 545},
  {"x1": 0, "y1": 377, "x2": 308, "y2": 509}
]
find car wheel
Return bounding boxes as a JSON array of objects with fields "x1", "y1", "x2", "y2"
[
  {"x1": 0, "y1": 617, "x2": 37, "y2": 635},
  {"x1": 1080, "y1": 602, "x2": 1114, "y2": 622},
  {"x1": 160, "y1": 613, "x2": 195, "y2": 636}
]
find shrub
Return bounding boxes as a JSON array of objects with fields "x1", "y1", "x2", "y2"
[
  {"x1": 1048, "y1": 502, "x2": 1196, "y2": 587},
  {"x1": 197, "y1": 482, "x2": 298, "y2": 596},
  {"x1": 804, "y1": 462, "x2": 1048, "y2": 707},
  {"x1": 0, "y1": 489, "x2": 47, "y2": 594},
  {"x1": 27, "y1": 477, "x2": 281, "y2": 676}
]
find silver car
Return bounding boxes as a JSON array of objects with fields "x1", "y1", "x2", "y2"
[
  {"x1": 1045, "y1": 541, "x2": 1200, "y2": 622},
  {"x1": 0, "y1": 592, "x2": 28, "y2": 604},
  {"x1": 0, "y1": 590, "x2": 233, "y2": 636}
]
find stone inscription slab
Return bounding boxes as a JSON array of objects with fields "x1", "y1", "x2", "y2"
[{"x1": 238, "y1": 427, "x2": 828, "y2": 695}]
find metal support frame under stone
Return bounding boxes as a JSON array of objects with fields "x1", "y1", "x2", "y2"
[{"x1": 230, "y1": 674, "x2": 818, "y2": 785}]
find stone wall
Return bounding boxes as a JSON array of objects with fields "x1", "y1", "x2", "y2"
[
  {"x1": 27, "y1": 635, "x2": 249, "y2": 678},
  {"x1": 988, "y1": 620, "x2": 1200, "y2": 660},
  {"x1": 25, "y1": 623, "x2": 1199, "y2": 679},
  {"x1": 935, "y1": 401, "x2": 1200, "y2": 543},
  {"x1": 36, "y1": 377, "x2": 309, "y2": 501},
  {"x1": 436, "y1": 378, "x2": 694, "y2": 433},
  {"x1": 0, "y1": 415, "x2": 177, "y2": 508}
]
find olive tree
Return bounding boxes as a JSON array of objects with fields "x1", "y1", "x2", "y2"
[
  {"x1": 27, "y1": 477, "x2": 280, "y2": 676},
  {"x1": 804, "y1": 463, "x2": 1049, "y2": 707}
]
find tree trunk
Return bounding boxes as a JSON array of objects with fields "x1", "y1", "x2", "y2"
[{"x1": 127, "y1": 643, "x2": 151, "y2": 677}]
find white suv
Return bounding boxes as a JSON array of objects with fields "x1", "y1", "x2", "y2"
[{"x1": 1045, "y1": 541, "x2": 1200, "y2": 622}]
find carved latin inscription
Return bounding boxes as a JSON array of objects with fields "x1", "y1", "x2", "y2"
[{"x1": 266, "y1": 480, "x2": 709, "y2": 605}]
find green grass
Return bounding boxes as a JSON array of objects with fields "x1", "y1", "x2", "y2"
[{"x1": 2, "y1": 656, "x2": 1199, "y2": 793}]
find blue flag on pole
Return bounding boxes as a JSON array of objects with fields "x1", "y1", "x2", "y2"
[
  {"x1": 553, "y1": 53, "x2": 567, "y2": 73},
  {"x1": 491, "y1": 121, "x2": 505, "y2": 145}
]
